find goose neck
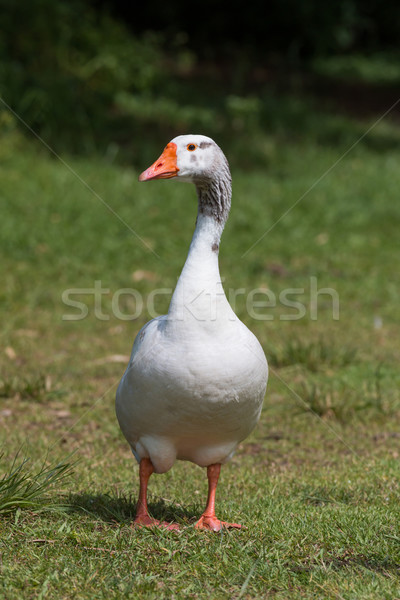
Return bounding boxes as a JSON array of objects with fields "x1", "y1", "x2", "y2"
[{"x1": 166, "y1": 176, "x2": 232, "y2": 325}]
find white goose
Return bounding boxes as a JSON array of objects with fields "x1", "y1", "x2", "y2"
[{"x1": 116, "y1": 135, "x2": 268, "y2": 531}]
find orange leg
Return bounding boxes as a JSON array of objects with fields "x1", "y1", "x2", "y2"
[
  {"x1": 133, "y1": 458, "x2": 179, "y2": 530},
  {"x1": 195, "y1": 463, "x2": 242, "y2": 532}
]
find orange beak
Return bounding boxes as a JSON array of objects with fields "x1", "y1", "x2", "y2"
[{"x1": 139, "y1": 142, "x2": 179, "y2": 182}]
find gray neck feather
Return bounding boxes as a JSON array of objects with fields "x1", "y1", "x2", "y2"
[{"x1": 195, "y1": 155, "x2": 232, "y2": 226}]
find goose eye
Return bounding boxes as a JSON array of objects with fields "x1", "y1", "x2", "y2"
[{"x1": 187, "y1": 144, "x2": 197, "y2": 151}]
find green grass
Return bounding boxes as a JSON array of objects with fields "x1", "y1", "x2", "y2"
[
  {"x1": 0, "y1": 454, "x2": 73, "y2": 514},
  {"x1": 0, "y1": 100, "x2": 400, "y2": 599}
]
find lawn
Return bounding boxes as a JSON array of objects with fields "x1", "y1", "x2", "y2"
[{"x1": 0, "y1": 98, "x2": 400, "y2": 599}]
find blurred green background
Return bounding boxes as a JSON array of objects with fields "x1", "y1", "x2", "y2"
[{"x1": 2, "y1": 0, "x2": 400, "y2": 164}]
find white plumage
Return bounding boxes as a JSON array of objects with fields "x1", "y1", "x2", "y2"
[{"x1": 116, "y1": 135, "x2": 268, "y2": 530}]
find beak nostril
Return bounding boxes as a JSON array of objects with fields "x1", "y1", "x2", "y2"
[{"x1": 157, "y1": 162, "x2": 163, "y2": 169}]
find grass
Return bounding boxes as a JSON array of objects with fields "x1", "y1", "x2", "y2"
[
  {"x1": 0, "y1": 454, "x2": 73, "y2": 514},
  {"x1": 0, "y1": 91, "x2": 400, "y2": 598},
  {"x1": 267, "y1": 337, "x2": 357, "y2": 372}
]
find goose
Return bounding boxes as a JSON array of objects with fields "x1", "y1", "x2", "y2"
[{"x1": 116, "y1": 135, "x2": 268, "y2": 531}]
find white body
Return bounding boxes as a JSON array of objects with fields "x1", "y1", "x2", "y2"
[{"x1": 116, "y1": 135, "x2": 268, "y2": 474}]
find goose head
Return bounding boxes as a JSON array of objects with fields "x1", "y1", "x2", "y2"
[
  {"x1": 139, "y1": 134, "x2": 229, "y2": 185},
  {"x1": 139, "y1": 134, "x2": 232, "y2": 225}
]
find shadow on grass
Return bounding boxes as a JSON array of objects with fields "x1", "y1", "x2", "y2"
[{"x1": 68, "y1": 492, "x2": 199, "y2": 526}]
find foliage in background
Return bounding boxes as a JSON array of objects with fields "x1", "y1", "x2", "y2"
[
  {"x1": 1, "y1": 0, "x2": 400, "y2": 165},
  {"x1": 0, "y1": 0, "x2": 166, "y2": 156},
  {"x1": 101, "y1": 0, "x2": 400, "y2": 61}
]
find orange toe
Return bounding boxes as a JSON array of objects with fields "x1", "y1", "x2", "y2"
[{"x1": 195, "y1": 515, "x2": 242, "y2": 532}]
